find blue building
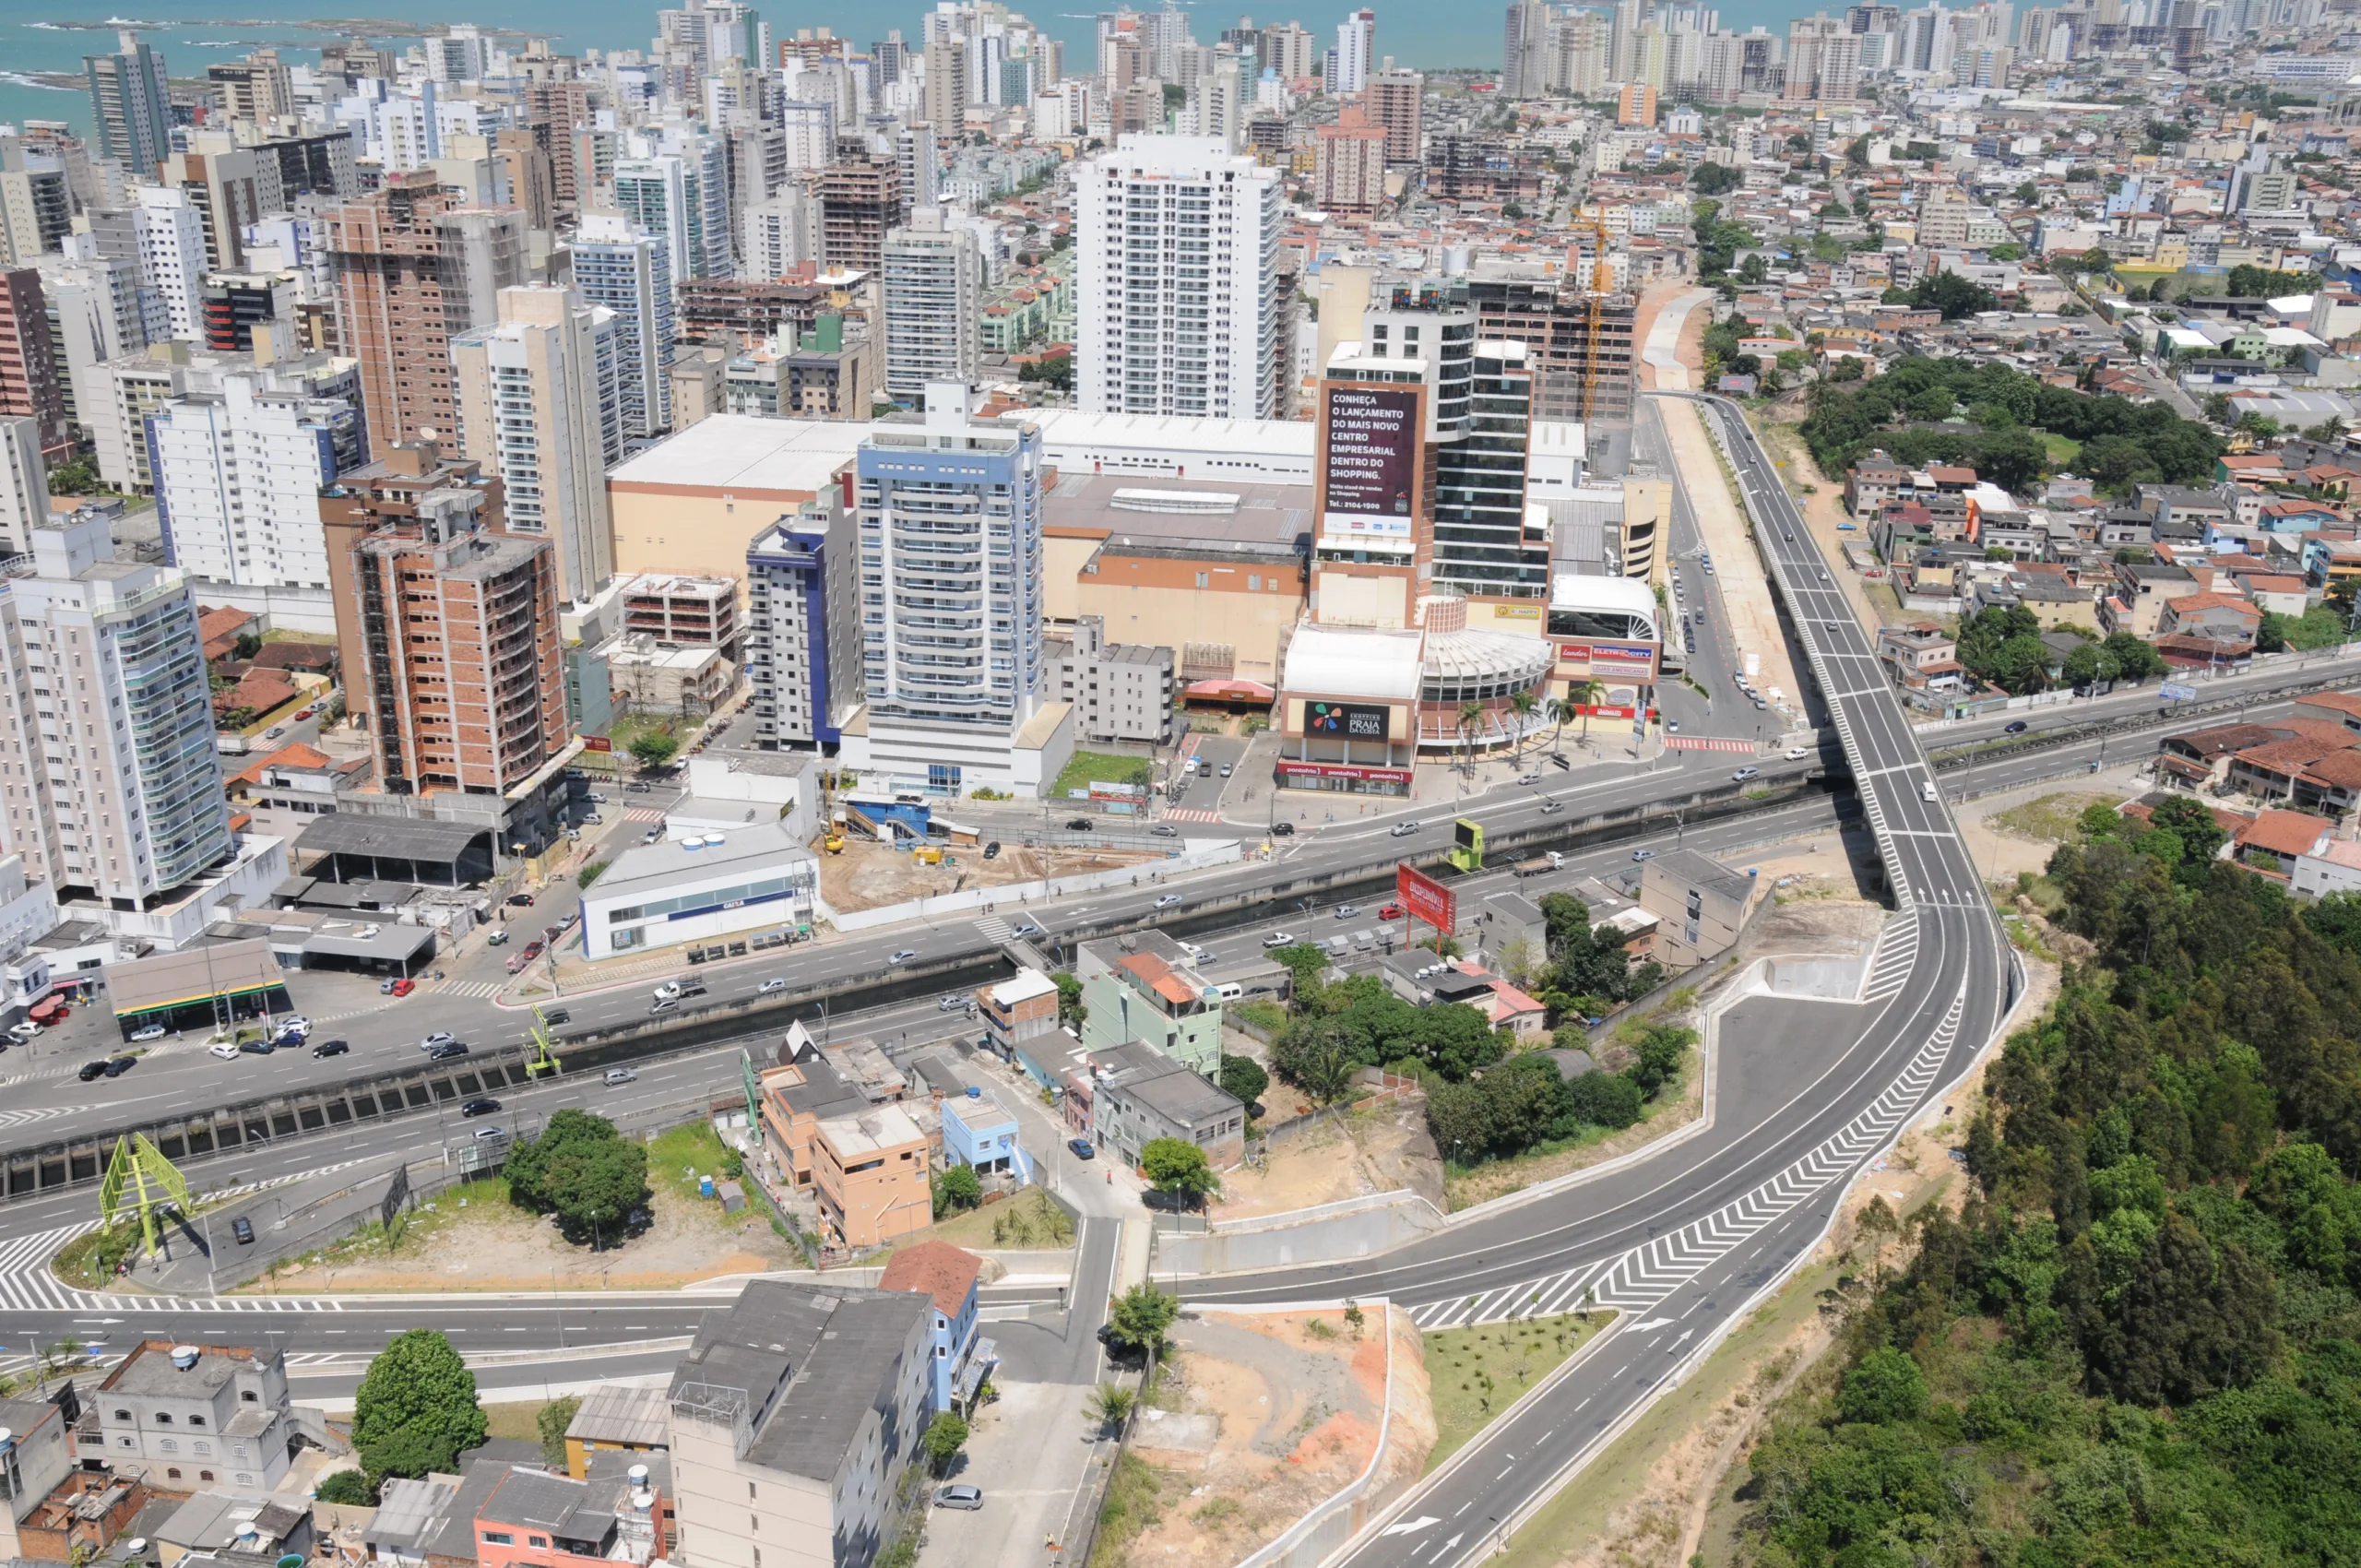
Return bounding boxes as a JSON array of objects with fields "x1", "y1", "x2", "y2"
[
  {"x1": 880, "y1": 1240, "x2": 995, "y2": 1411},
  {"x1": 942, "y1": 1087, "x2": 1030, "y2": 1180},
  {"x1": 747, "y1": 497, "x2": 861, "y2": 749}
]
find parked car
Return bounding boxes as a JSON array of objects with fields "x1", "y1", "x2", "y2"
[
  {"x1": 983, "y1": 841, "x2": 1001, "y2": 860},
  {"x1": 1390, "y1": 820, "x2": 1421, "y2": 837},
  {"x1": 429, "y1": 1041, "x2": 470, "y2": 1060},
  {"x1": 505, "y1": 893, "x2": 534, "y2": 909},
  {"x1": 310, "y1": 1039, "x2": 350, "y2": 1059},
  {"x1": 642, "y1": 828, "x2": 662, "y2": 845},
  {"x1": 421, "y1": 1031, "x2": 457, "y2": 1050},
  {"x1": 78, "y1": 1059, "x2": 109, "y2": 1080},
  {"x1": 294, "y1": 707, "x2": 315, "y2": 720},
  {"x1": 1067, "y1": 1138, "x2": 1096, "y2": 1160},
  {"x1": 604, "y1": 1067, "x2": 638, "y2": 1086},
  {"x1": 1154, "y1": 893, "x2": 1183, "y2": 909},
  {"x1": 6, "y1": 1021, "x2": 37, "y2": 1042},
  {"x1": 130, "y1": 1024, "x2": 167, "y2": 1042},
  {"x1": 231, "y1": 1217, "x2": 255, "y2": 1245},
  {"x1": 207, "y1": 1042, "x2": 239, "y2": 1061},
  {"x1": 240, "y1": 1039, "x2": 274, "y2": 1056},
  {"x1": 459, "y1": 1098, "x2": 501, "y2": 1118},
  {"x1": 935, "y1": 1486, "x2": 985, "y2": 1511}
]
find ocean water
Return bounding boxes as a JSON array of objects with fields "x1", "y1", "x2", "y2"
[{"x1": 1, "y1": 0, "x2": 1818, "y2": 139}]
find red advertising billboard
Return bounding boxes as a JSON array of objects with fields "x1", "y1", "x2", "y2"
[
  {"x1": 1553, "y1": 637, "x2": 1661, "y2": 683},
  {"x1": 1396, "y1": 861, "x2": 1456, "y2": 933},
  {"x1": 1321, "y1": 385, "x2": 1420, "y2": 540},
  {"x1": 583, "y1": 735, "x2": 613, "y2": 753}
]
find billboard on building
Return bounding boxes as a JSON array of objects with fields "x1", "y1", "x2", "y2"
[
  {"x1": 1320, "y1": 384, "x2": 1420, "y2": 540},
  {"x1": 1554, "y1": 637, "x2": 1661, "y2": 683},
  {"x1": 1306, "y1": 700, "x2": 1390, "y2": 741},
  {"x1": 1396, "y1": 861, "x2": 1456, "y2": 932}
]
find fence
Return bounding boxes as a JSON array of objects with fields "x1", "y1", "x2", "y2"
[{"x1": 826, "y1": 841, "x2": 1245, "y2": 932}]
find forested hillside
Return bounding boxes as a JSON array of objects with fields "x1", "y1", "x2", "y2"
[{"x1": 1727, "y1": 823, "x2": 2361, "y2": 1568}]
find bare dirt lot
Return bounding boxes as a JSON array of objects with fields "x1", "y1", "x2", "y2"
[
  {"x1": 1117, "y1": 1307, "x2": 1434, "y2": 1568},
  {"x1": 1212, "y1": 1098, "x2": 1442, "y2": 1222},
  {"x1": 242, "y1": 1180, "x2": 801, "y2": 1294},
  {"x1": 816, "y1": 835, "x2": 1160, "y2": 914}
]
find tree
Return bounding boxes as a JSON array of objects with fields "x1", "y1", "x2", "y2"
[
  {"x1": 629, "y1": 733, "x2": 679, "y2": 769},
  {"x1": 1909, "y1": 271, "x2": 1999, "y2": 320},
  {"x1": 2146, "y1": 794, "x2": 2226, "y2": 869},
  {"x1": 314, "y1": 1468, "x2": 376, "y2": 1506},
  {"x1": 1140, "y1": 1136, "x2": 1219, "y2": 1206},
  {"x1": 1052, "y1": 971, "x2": 1086, "y2": 1029},
  {"x1": 2100, "y1": 631, "x2": 2167, "y2": 681},
  {"x1": 352, "y1": 1330, "x2": 487, "y2": 1478},
  {"x1": 537, "y1": 1395, "x2": 581, "y2": 1469},
  {"x1": 1624, "y1": 1024, "x2": 1693, "y2": 1099},
  {"x1": 1835, "y1": 1346, "x2": 1928, "y2": 1423},
  {"x1": 1217, "y1": 1053, "x2": 1269, "y2": 1109},
  {"x1": 933, "y1": 1164, "x2": 983, "y2": 1218},
  {"x1": 921, "y1": 1411, "x2": 969, "y2": 1474},
  {"x1": 504, "y1": 1111, "x2": 647, "y2": 1246},
  {"x1": 1103, "y1": 1283, "x2": 1180, "y2": 1358},
  {"x1": 1085, "y1": 1383, "x2": 1137, "y2": 1432},
  {"x1": 1273, "y1": 1019, "x2": 1359, "y2": 1102},
  {"x1": 1691, "y1": 160, "x2": 1742, "y2": 195},
  {"x1": 1270, "y1": 942, "x2": 1331, "y2": 1000}
]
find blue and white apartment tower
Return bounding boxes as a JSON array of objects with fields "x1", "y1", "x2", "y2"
[{"x1": 839, "y1": 383, "x2": 1074, "y2": 797}]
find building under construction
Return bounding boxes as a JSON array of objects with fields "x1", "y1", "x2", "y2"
[{"x1": 1465, "y1": 272, "x2": 1638, "y2": 424}]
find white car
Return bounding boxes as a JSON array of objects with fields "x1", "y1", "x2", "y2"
[
  {"x1": 888, "y1": 949, "x2": 917, "y2": 964},
  {"x1": 757, "y1": 978, "x2": 789, "y2": 995},
  {"x1": 1153, "y1": 893, "x2": 1182, "y2": 909},
  {"x1": 7, "y1": 1021, "x2": 39, "y2": 1043},
  {"x1": 1390, "y1": 821, "x2": 1421, "y2": 837},
  {"x1": 130, "y1": 1024, "x2": 167, "y2": 1042},
  {"x1": 1784, "y1": 747, "x2": 1809, "y2": 761},
  {"x1": 420, "y1": 1030, "x2": 457, "y2": 1050},
  {"x1": 1262, "y1": 932, "x2": 1296, "y2": 948},
  {"x1": 208, "y1": 1041, "x2": 240, "y2": 1060}
]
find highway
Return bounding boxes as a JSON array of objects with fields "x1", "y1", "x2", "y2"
[{"x1": 1269, "y1": 397, "x2": 2013, "y2": 1568}]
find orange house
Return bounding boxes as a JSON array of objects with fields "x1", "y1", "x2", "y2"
[{"x1": 809, "y1": 1105, "x2": 931, "y2": 1249}]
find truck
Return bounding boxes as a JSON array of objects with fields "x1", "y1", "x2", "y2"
[{"x1": 1513, "y1": 851, "x2": 1567, "y2": 878}]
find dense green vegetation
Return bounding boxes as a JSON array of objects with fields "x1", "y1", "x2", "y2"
[
  {"x1": 1954, "y1": 607, "x2": 2168, "y2": 695},
  {"x1": 1880, "y1": 272, "x2": 1999, "y2": 320},
  {"x1": 2224, "y1": 264, "x2": 2318, "y2": 299},
  {"x1": 1729, "y1": 820, "x2": 2361, "y2": 1568},
  {"x1": 1799, "y1": 356, "x2": 2225, "y2": 496},
  {"x1": 504, "y1": 1110, "x2": 649, "y2": 1247}
]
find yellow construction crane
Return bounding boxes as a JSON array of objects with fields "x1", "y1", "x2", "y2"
[{"x1": 1582, "y1": 208, "x2": 1613, "y2": 420}]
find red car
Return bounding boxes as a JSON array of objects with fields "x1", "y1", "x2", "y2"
[
  {"x1": 1377, "y1": 904, "x2": 1404, "y2": 921},
  {"x1": 386, "y1": 978, "x2": 416, "y2": 998},
  {"x1": 295, "y1": 707, "x2": 315, "y2": 719}
]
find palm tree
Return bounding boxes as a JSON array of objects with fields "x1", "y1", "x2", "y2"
[
  {"x1": 1458, "y1": 700, "x2": 1485, "y2": 775},
  {"x1": 1507, "y1": 691, "x2": 1539, "y2": 761},
  {"x1": 1567, "y1": 679, "x2": 1606, "y2": 745}
]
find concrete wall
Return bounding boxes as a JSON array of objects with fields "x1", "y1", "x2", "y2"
[
  {"x1": 1150, "y1": 1189, "x2": 1446, "y2": 1276},
  {"x1": 1761, "y1": 947, "x2": 1872, "y2": 1000}
]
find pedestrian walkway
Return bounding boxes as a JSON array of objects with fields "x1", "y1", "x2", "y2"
[
  {"x1": 1667, "y1": 735, "x2": 1758, "y2": 754},
  {"x1": 1161, "y1": 808, "x2": 1225, "y2": 823},
  {"x1": 437, "y1": 979, "x2": 502, "y2": 1000},
  {"x1": 623, "y1": 808, "x2": 663, "y2": 824},
  {"x1": 974, "y1": 916, "x2": 1014, "y2": 944}
]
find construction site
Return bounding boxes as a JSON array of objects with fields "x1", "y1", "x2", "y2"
[{"x1": 813, "y1": 793, "x2": 1163, "y2": 914}]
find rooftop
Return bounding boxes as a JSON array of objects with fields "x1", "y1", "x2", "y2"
[
  {"x1": 583, "y1": 820, "x2": 815, "y2": 906},
  {"x1": 877, "y1": 1240, "x2": 983, "y2": 1319},
  {"x1": 607, "y1": 415, "x2": 866, "y2": 496}
]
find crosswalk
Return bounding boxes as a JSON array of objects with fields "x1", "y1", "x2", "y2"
[
  {"x1": 974, "y1": 916, "x2": 1014, "y2": 944},
  {"x1": 1407, "y1": 978, "x2": 1964, "y2": 1331},
  {"x1": 438, "y1": 979, "x2": 503, "y2": 1000},
  {"x1": 622, "y1": 808, "x2": 664, "y2": 824},
  {"x1": 1666, "y1": 736, "x2": 1757, "y2": 754},
  {"x1": 1161, "y1": 809, "x2": 1225, "y2": 823}
]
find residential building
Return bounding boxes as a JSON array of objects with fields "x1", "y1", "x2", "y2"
[
  {"x1": 2101, "y1": 560, "x2": 2202, "y2": 638},
  {"x1": 1875, "y1": 620, "x2": 1966, "y2": 695},
  {"x1": 1313, "y1": 107, "x2": 1388, "y2": 214},
  {"x1": 818, "y1": 159, "x2": 908, "y2": 275},
  {"x1": 89, "y1": 1339, "x2": 295, "y2": 1491},
  {"x1": 207, "y1": 49, "x2": 293, "y2": 124},
  {"x1": 667, "y1": 1279, "x2": 931, "y2": 1568},
  {"x1": 1076, "y1": 932, "x2": 1222, "y2": 1075},
  {"x1": 1047, "y1": 615, "x2": 1176, "y2": 743},
  {"x1": 1501, "y1": 1, "x2": 1550, "y2": 98},
  {"x1": 742, "y1": 190, "x2": 824, "y2": 280},
  {"x1": 876, "y1": 1241, "x2": 991, "y2": 1412},
  {"x1": 323, "y1": 471, "x2": 568, "y2": 801},
  {"x1": 449, "y1": 284, "x2": 622, "y2": 603},
  {"x1": 0, "y1": 513, "x2": 236, "y2": 922},
  {"x1": 746, "y1": 501, "x2": 862, "y2": 749},
  {"x1": 571, "y1": 215, "x2": 676, "y2": 440},
  {"x1": 1086, "y1": 1039, "x2": 1247, "y2": 1170},
  {"x1": 325, "y1": 173, "x2": 527, "y2": 448},
  {"x1": 133, "y1": 188, "x2": 210, "y2": 344},
  {"x1": 560, "y1": 1386, "x2": 672, "y2": 1480},
  {"x1": 148, "y1": 375, "x2": 367, "y2": 590},
  {"x1": 1636, "y1": 849, "x2": 1758, "y2": 969},
  {"x1": 880, "y1": 208, "x2": 982, "y2": 404},
  {"x1": 939, "y1": 1090, "x2": 1022, "y2": 1177},
  {"x1": 472, "y1": 1460, "x2": 664, "y2": 1568},
  {"x1": 839, "y1": 387, "x2": 1073, "y2": 798},
  {"x1": 0, "y1": 416, "x2": 43, "y2": 558},
  {"x1": 31, "y1": 244, "x2": 148, "y2": 447},
  {"x1": 1335, "y1": 7, "x2": 1376, "y2": 92},
  {"x1": 1076, "y1": 136, "x2": 1284, "y2": 421},
  {"x1": 83, "y1": 30, "x2": 172, "y2": 176},
  {"x1": 1465, "y1": 271, "x2": 1637, "y2": 424},
  {"x1": 1366, "y1": 66, "x2": 1425, "y2": 164},
  {"x1": 723, "y1": 318, "x2": 875, "y2": 421},
  {"x1": 159, "y1": 145, "x2": 284, "y2": 273},
  {"x1": 620, "y1": 572, "x2": 741, "y2": 663},
  {"x1": 0, "y1": 1387, "x2": 77, "y2": 1561},
  {"x1": 0, "y1": 269, "x2": 69, "y2": 459},
  {"x1": 976, "y1": 966, "x2": 1062, "y2": 1082}
]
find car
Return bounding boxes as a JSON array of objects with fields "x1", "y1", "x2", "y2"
[
  {"x1": 1153, "y1": 892, "x2": 1183, "y2": 909},
  {"x1": 647, "y1": 997, "x2": 680, "y2": 1016},
  {"x1": 757, "y1": 978, "x2": 789, "y2": 995},
  {"x1": 888, "y1": 949, "x2": 917, "y2": 964},
  {"x1": 2004, "y1": 720, "x2": 2029, "y2": 734},
  {"x1": 505, "y1": 893, "x2": 535, "y2": 909},
  {"x1": 1149, "y1": 824, "x2": 1179, "y2": 837},
  {"x1": 604, "y1": 1067, "x2": 639, "y2": 1086},
  {"x1": 294, "y1": 707, "x2": 315, "y2": 720},
  {"x1": 277, "y1": 1016, "x2": 312, "y2": 1033},
  {"x1": 1631, "y1": 848, "x2": 1657, "y2": 862},
  {"x1": 6, "y1": 1020, "x2": 38, "y2": 1042},
  {"x1": 1541, "y1": 798, "x2": 1565, "y2": 814},
  {"x1": 486, "y1": 929, "x2": 509, "y2": 946},
  {"x1": 129, "y1": 1023, "x2": 167, "y2": 1042},
  {"x1": 588, "y1": 791, "x2": 609, "y2": 803},
  {"x1": 1389, "y1": 820, "x2": 1421, "y2": 837},
  {"x1": 1785, "y1": 747, "x2": 1809, "y2": 761},
  {"x1": 983, "y1": 841, "x2": 1002, "y2": 859},
  {"x1": 1733, "y1": 766, "x2": 1762, "y2": 782},
  {"x1": 264, "y1": 726, "x2": 286, "y2": 740},
  {"x1": 1270, "y1": 821, "x2": 1295, "y2": 836},
  {"x1": 1819, "y1": 570, "x2": 1830, "y2": 582},
  {"x1": 388, "y1": 977, "x2": 417, "y2": 997},
  {"x1": 474, "y1": 1125, "x2": 508, "y2": 1142},
  {"x1": 230, "y1": 1216, "x2": 255, "y2": 1244},
  {"x1": 103, "y1": 1055, "x2": 136, "y2": 1077},
  {"x1": 1067, "y1": 1138, "x2": 1096, "y2": 1160},
  {"x1": 1065, "y1": 817, "x2": 1094, "y2": 832},
  {"x1": 429, "y1": 1041, "x2": 470, "y2": 1060},
  {"x1": 208, "y1": 1042, "x2": 239, "y2": 1061},
  {"x1": 653, "y1": 980, "x2": 682, "y2": 1001},
  {"x1": 1519, "y1": 771, "x2": 1543, "y2": 785},
  {"x1": 240, "y1": 1039, "x2": 274, "y2": 1056},
  {"x1": 459, "y1": 1098, "x2": 501, "y2": 1118},
  {"x1": 625, "y1": 781, "x2": 651, "y2": 793},
  {"x1": 1377, "y1": 904, "x2": 1403, "y2": 921},
  {"x1": 935, "y1": 1486, "x2": 985, "y2": 1511},
  {"x1": 1013, "y1": 921, "x2": 1046, "y2": 938},
  {"x1": 938, "y1": 993, "x2": 967, "y2": 1010},
  {"x1": 522, "y1": 939, "x2": 546, "y2": 961},
  {"x1": 77, "y1": 1060, "x2": 108, "y2": 1080},
  {"x1": 1666, "y1": 720, "x2": 1680, "y2": 734},
  {"x1": 540, "y1": 1006, "x2": 570, "y2": 1025},
  {"x1": 1262, "y1": 931, "x2": 1296, "y2": 947},
  {"x1": 1784, "y1": 530, "x2": 1794, "y2": 541},
  {"x1": 642, "y1": 828, "x2": 662, "y2": 845},
  {"x1": 1334, "y1": 904, "x2": 1358, "y2": 920},
  {"x1": 421, "y1": 1031, "x2": 457, "y2": 1050},
  {"x1": 1921, "y1": 779, "x2": 1940, "y2": 803},
  {"x1": 310, "y1": 1039, "x2": 350, "y2": 1059},
  {"x1": 1218, "y1": 764, "x2": 1232, "y2": 778}
]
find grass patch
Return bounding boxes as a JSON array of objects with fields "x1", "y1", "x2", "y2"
[
  {"x1": 53, "y1": 1223, "x2": 139, "y2": 1290},
  {"x1": 1050, "y1": 749, "x2": 1151, "y2": 801},
  {"x1": 483, "y1": 1400, "x2": 555, "y2": 1443},
  {"x1": 892, "y1": 1185, "x2": 1075, "y2": 1253},
  {"x1": 1236, "y1": 999, "x2": 1287, "y2": 1035},
  {"x1": 1089, "y1": 1450, "x2": 1180, "y2": 1568},
  {"x1": 2038, "y1": 431, "x2": 2082, "y2": 466},
  {"x1": 1991, "y1": 790, "x2": 2116, "y2": 843},
  {"x1": 647, "y1": 1121, "x2": 739, "y2": 1205},
  {"x1": 604, "y1": 711, "x2": 680, "y2": 754},
  {"x1": 1423, "y1": 1312, "x2": 1611, "y2": 1472}
]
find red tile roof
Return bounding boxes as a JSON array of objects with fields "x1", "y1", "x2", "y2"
[
  {"x1": 2239, "y1": 808, "x2": 2329, "y2": 859},
  {"x1": 879, "y1": 1240, "x2": 983, "y2": 1318}
]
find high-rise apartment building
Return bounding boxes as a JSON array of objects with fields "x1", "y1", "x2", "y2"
[
  {"x1": 148, "y1": 374, "x2": 367, "y2": 589},
  {"x1": 615, "y1": 143, "x2": 733, "y2": 288},
  {"x1": 840, "y1": 386, "x2": 1054, "y2": 796},
  {"x1": 449, "y1": 285, "x2": 621, "y2": 603},
  {"x1": 1367, "y1": 67, "x2": 1425, "y2": 164},
  {"x1": 897, "y1": 125, "x2": 942, "y2": 208},
  {"x1": 134, "y1": 186, "x2": 209, "y2": 342},
  {"x1": 0, "y1": 418, "x2": 42, "y2": 557},
  {"x1": 0, "y1": 150, "x2": 73, "y2": 267},
  {"x1": 880, "y1": 208, "x2": 982, "y2": 403},
  {"x1": 1076, "y1": 136, "x2": 1283, "y2": 420},
  {"x1": 0, "y1": 270, "x2": 68, "y2": 461},
  {"x1": 1465, "y1": 271, "x2": 1637, "y2": 423},
  {"x1": 745, "y1": 499, "x2": 861, "y2": 749},
  {"x1": 325, "y1": 172, "x2": 527, "y2": 447},
  {"x1": 1263, "y1": 20, "x2": 1318, "y2": 78},
  {"x1": 325, "y1": 471, "x2": 567, "y2": 800},
  {"x1": 83, "y1": 30, "x2": 172, "y2": 177},
  {"x1": 160, "y1": 145, "x2": 285, "y2": 271},
  {"x1": 572, "y1": 214, "x2": 676, "y2": 439},
  {"x1": 741, "y1": 189, "x2": 823, "y2": 278},
  {"x1": 1334, "y1": 8, "x2": 1376, "y2": 92},
  {"x1": 924, "y1": 38, "x2": 969, "y2": 130},
  {"x1": 1502, "y1": 0, "x2": 1550, "y2": 97},
  {"x1": 0, "y1": 510, "x2": 233, "y2": 912},
  {"x1": 206, "y1": 49, "x2": 294, "y2": 124},
  {"x1": 818, "y1": 158, "x2": 908, "y2": 274},
  {"x1": 1313, "y1": 108, "x2": 1389, "y2": 214}
]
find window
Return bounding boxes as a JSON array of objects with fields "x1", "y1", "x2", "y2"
[
  {"x1": 113, "y1": 1410, "x2": 130, "y2": 1421},
  {"x1": 240, "y1": 1390, "x2": 258, "y2": 1403},
  {"x1": 167, "y1": 1468, "x2": 182, "y2": 1480},
  {"x1": 199, "y1": 1470, "x2": 214, "y2": 1482},
  {"x1": 154, "y1": 1412, "x2": 172, "y2": 1424},
  {"x1": 483, "y1": 1534, "x2": 515, "y2": 1546},
  {"x1": 529, "y1": 1538, "x2": 548, "y2": 1550},
  {"x1": 188, "y1": 1414, "x2": 206, "y2": 1428}
]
